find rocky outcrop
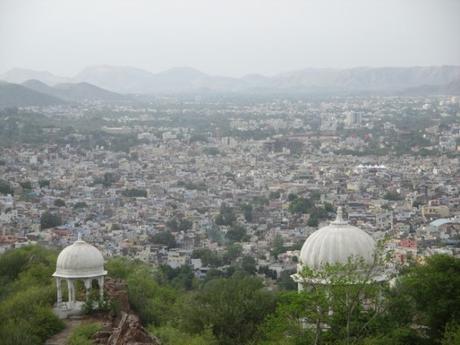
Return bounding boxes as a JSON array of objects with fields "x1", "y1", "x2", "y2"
[
  {"x1": 92, "y1": 312, "x2": 160, "y2": 345},
  {"x1": 104, "y1": 312, "x2": 161, "y2": 345},
  {"x1": 91, "y1": 278, "x2": 161, "y2": 345},
  {"x1": 104, "y1": 278, "x2": 131, "y2": 313}
]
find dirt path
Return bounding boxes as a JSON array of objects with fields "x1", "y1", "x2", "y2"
[{"x1": 45, "y1": 319, "x2": 82, "y2": 345}]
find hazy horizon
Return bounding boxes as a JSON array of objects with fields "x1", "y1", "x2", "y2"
[
  {"x1": 1, "y1": 0, "x2": 460, "y2": 78},
  {"x1": 4, "y1": 63, "x2": 460, "y2": 80}
]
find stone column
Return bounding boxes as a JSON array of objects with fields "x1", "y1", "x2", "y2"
[
  {"x1": 84, "y1": 279, "x2": 92, "y2": 301},
  {"x1": 56, "y1": 277, "x2": 62, "y2": 305},
  {"x1": 298, "y1": 282, "x2": 304, "y2": 292},
  {"x1": 67, "y1": 279, "x2": 73, "y2": 305},
  {"x1": 98, "y1": 276, "x2": 104, "y2": 300}
]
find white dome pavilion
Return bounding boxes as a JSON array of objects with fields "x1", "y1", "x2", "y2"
[
  {"x1": 52, "y1": 234, "x2": 107, "y2": 318},
  {"x1": 299, "y1": 207, "x2": 376, "y2": 269},
  {"x1": 292, "y1": 207, "x2": 378, "y2": 291},
  {"x1": 54, "y1": 237, "x2": 106, "y2": 278}
]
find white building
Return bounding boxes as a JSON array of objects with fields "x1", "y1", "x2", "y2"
[{"x1": 52, "y1": 234, "x2": 107, "y2": 318}]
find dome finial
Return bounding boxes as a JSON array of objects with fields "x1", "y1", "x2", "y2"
[
  {"x1": 332, "y1": 206, "x2": 347, "y2": 225},
  {"x1": 77, "y1": 231, "x2": 82, "y2": 241}
]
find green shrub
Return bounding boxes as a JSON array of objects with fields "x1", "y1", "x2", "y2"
[
  {"x1": 67, "y1": 322, "x2": 102, "y2": 345},
  {"x1": 149, "y1": 325, "x2": 217, "y2": 345}
]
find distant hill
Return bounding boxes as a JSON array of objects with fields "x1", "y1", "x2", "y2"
[
  {"x1": 22, "y1": 79, "x2": 128, "y2": 102},
  {"x1": 73, "y1": 66, "x2": 244, "y2": 94},
  {"x1": 73, "y1": 65, "x2": 460, "y2": 95},
  {"x1": 0, "y1": 68, "x2": 70, "y2": 85},
  {"x1": 74, "y1": 65, "x2": 158, "y2": 94},
  {"x1": 0, "y1": 81, "x2": 65, "y2": 108},
  {"x1": 3, "y1": 65, "x2": 460, "y2": 95}
]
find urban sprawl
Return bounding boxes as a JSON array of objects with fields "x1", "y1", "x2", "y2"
[{"x1": 1, "y1": 95, "x2": 459, "y2": 284}]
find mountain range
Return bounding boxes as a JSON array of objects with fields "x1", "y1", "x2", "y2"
[
  {"x1": 0, "y1": 81, "x2": 65, "y2": 108},
  {"x1": 0, "y1": 79, "x2": 127, "y2": 108},
  {"x1": 1, "y1": 65, "x2": 460, "y2": 108},
  {"x1": 21, "y1": 79, "x2": 126, "y2": 102}
]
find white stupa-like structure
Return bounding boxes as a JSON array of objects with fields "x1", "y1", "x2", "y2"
[
  {"x1": 53, "y1": 234, "x2": 107, "y2": 317},
  {"x1": 292, "y1": 207, "x2": 378, "y2": 290}
]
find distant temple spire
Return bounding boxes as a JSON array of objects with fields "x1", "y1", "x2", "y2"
[{"x1": 332, "y1": 206, "x2": 347, "y2": 225}]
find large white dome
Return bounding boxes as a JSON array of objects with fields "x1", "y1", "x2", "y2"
[
  {"x1": 299, "y1": 207, "x2": 376, "y2": 269},
  {"x1": 53, "y1": 235, "x2": 107, "y2": 278}
]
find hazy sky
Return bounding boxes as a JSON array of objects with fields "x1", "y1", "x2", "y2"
[{"x1": 1, "y1": 0, "x2": 459, "y2": 77}]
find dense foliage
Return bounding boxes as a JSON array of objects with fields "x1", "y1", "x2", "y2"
[
  {"x1": 1, "y1": 246, "x2": 459, "y2": 345},
  {"x1": 67, "y1": 322, "x2": 102, "y2": 345},
  {"x1": 40, "y1": 211, "x2": 63, "y2": 230},
  {"x1": 0, "y1": 246, "x2": 64, "y2": 345},
  {"x1": 107, "y1": 254, "x2": 460, "y2": 345}
]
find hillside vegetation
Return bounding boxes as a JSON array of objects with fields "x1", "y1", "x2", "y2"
[{"x1": 0, "y1": 246, "x2": 459, "y2": 345}]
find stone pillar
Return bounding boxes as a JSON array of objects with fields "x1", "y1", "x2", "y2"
[
  {"x1": 84, "y1": 279, "x2": 92, "y2": 300},
  {"x1": 98, "y1": 276, "x2": 104, "y2": 300},
  {"x1": 84, "y1": 279, "x2": 92, "y2": 301},
  {"x1": 67, "y1": 279, "x2": 74, "y2": 305},
  {"x1": 56, "y1": 277, "x2": 62, "y2": 305}
]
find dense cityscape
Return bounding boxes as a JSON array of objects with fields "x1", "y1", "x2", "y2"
[
  {"x1": 1, "y1": 93, "x2": 460, "y2": 344},
  {"x1": 1, "y1": 1, "x2": 460, "y2": 344},
  {"x1": 1, "y1": 96, "x2": 459, "y2": 269}
]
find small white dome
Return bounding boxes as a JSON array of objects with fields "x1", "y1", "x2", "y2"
[
  {"x1": 53, "y1": 235, "x2": 107, "y2": 278},
  {"x1": 300, "y1": 207, "x2": 375, "y2": 269}
]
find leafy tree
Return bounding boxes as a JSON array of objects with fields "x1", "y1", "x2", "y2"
[
  {"x1": 105, "y1": 257, "x2": 139, "y2": 280},
  {"x1": 310, "y1": 190, "x2": 321, "y2": 200},
  {"x1": 192, "y1": 248, "x2": 222, "y2": 267},
  {"x1": 73, "y1": 201, "x2": 88, "y2": 209},
  {"x1": 127, "y1": 267, "x2": 178, "y2": 326},
  {"x1": 223, "y1": 244, "x2": 243, "y2": 265},
  {"x1": 204, "y1": 268, "x2": 225, "y2": 283},
  {"x1": 288, "y1": 193, "x2": 298, "y2": 202},
  {"x1": 324, "y1": 202, "x2": 335, "y2": 213},
  {"x1": 167, "y1": 218, "x2": 193, "y2": 232},
  {"x1": 151, "y1": 231, "x2": 177, "y2": 248},
  {"x1": 102, "y1": 172, "x2": 118, "y2": 187},
  {"x1": 258, "y1": 265, "x2": 278, "y2": 280},
  {"x1": 54, "y1": 198, "x2": 66, "y2": 207},
  {"x1": 226, "y1": 224, "x2": 248, "y2": 243},
  {"x1": 383, "y1": 191, "x2": 403, "y2": 201},
  {"x1": 0, "y1": 246, "x2": 64, "y2": 343},
  {"x1": 307, "y1": 214, "x2": 319, "y2": 227},
  {"x1": 261, "y1": 257, "x2": 391, "y2": 345},
  {"x1": 122, "y1": 188, "x2": 147, "y2": 198},
  {"x1": 38, "y1": 179, "x2": 50, "y2": 188},
  {"x1": 241, "y1": 203, "x2": 253, "y2": 222},
  {"x1": 40, "y1": 211, "x2": 62, "y2": 230},
  {"x1": 289, "y1": 197, "x2": 313, "y2": 214},
  {"x1": 441, "y1": 322, "x2": 460, "y2": 345},
  {"x1": 215, "y1": 203, "x2": 236, "y2": 226},
  {"x1": 271, "y1": 234, "x2": 285, "y2": 258},
  {"x1": 0, "y1": 180, "x2": 13, "y2": 195},
  {"x1": 399, "y1": 254, "x2": 460, "y2": 341},
  {"x1": 241, "y1": 256, "x2": 257, "y2": 275},
  {"x1": 179, "y1": 276, "x2": 276, "y2": 345},
  {"x1": 159, "y1": 265, "x2": 196, "y2": 290},
  {"x1": 269, "y1": 190, "x2": 281, "y2": 200},
  {"x1": 252, "y1": 195, "x2": 269, "y2": 207},
  {"x1": 277, "y1": 270, "x2": 297, "y2": 291},
  {"x1": 203, "y1": 147, "x2": 220, "y2": 155},
  {"x1": 361, "y1": 328, "x2": 422, "y2": 345},
  {"x1": 20, "y1": 181, "x2": 32, "y2": 190}
]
